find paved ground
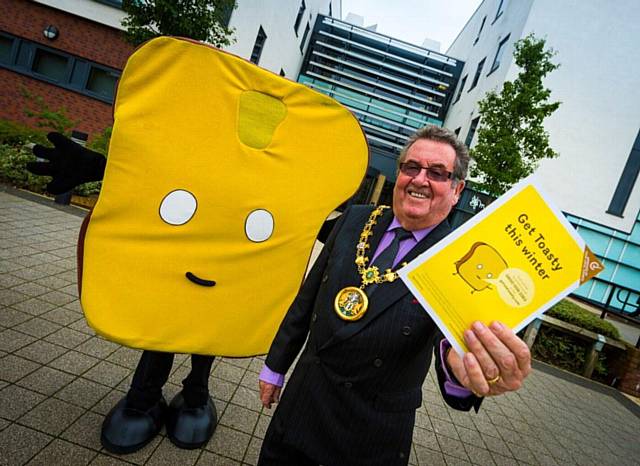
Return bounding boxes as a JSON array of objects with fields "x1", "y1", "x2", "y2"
[{"x1": 1, "y1": 186, "x2": 639, "y2": 466}]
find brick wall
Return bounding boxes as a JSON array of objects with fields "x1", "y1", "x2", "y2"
[
  {"x1": 0, "y1": 0, "x2": 132, "y2": 68},
  {"x1": 1, "y1": 0, "x2": 134, "y2": 137},
  {"x1": 617, "y1": 346, "x2": 640, "y2": 397},
  {"x1": 0, "y1": 69, "x2": 114, "y2": 135}
]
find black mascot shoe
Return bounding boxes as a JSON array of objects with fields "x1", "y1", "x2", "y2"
[
  {"x1": 100, "y1": 396, "x2": 167, "y2": 454},
  {"x1": 166, "y1": 392, "x2": 218, "y2": 449}
]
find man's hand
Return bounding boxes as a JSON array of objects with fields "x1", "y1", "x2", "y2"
[
  {"x1": 27, "y1": 132, "x2": 106, "y2": 194},
  {"x1": 259, "y1": 380, "x2": 282, "y2": 409},
  {"x1": 447, "y1": 321, "x2": 531, "y2": 397}
]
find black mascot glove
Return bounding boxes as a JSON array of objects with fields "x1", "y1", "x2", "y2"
[{"x1": 27, "y1": 132, "x2": 106, "y2": 195}]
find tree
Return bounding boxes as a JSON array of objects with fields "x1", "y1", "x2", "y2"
[
  {"x1": 121, "y1": 0, "x2": 236, "y2": 47},
  {"x1": 470, "y1": 34, "x2": 561, "y2": 196}
]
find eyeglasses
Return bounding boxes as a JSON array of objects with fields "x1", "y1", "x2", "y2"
[{"x1": 399, "y1": 161, "x2": 453, "y2": 182}]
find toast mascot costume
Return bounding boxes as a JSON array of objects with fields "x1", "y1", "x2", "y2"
[{"x1": 29, "y1": 37, "x2": 368, "y2": 453}]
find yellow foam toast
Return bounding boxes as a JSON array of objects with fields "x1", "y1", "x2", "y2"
[{"x1": 78, "y1": 37, "x2": 368, "y2": 356}]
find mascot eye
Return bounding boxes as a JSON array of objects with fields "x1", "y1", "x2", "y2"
[
  {"x1": 486, "y1": 273, "x2": 493, "y2": 279},
  {"x1": 476, "y1": 264, "x2": 483, "y2": 269},
  {"x1": 245, "y1": 209, "x2": 274, "y2": 242},
  {"x1": 159, "y1": 190, "x2": 197, "y2": 225}
]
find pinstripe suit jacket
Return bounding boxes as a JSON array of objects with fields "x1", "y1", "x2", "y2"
[{"x1": 264, "y1": 205, "x2": 480, "y2": 466}]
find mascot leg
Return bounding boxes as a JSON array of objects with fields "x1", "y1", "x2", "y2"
[
  {"x1": 101, "y1": 352, "x2": 217, "y2": 453},
  {"x1": 166, "y1": 354, "x2": 218, "y2": 449},
  {"x1": 101, "y1": 351, "x2": 173, "y2": 454}
]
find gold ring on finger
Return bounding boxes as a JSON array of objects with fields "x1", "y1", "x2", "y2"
[{"x1": 486, "y1": 375, "x2": 501, "y2": 385}]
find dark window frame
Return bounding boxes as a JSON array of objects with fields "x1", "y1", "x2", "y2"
[
  {"x1": 454, "y1": 75, "x2": 467, "y2": 103},
  {"x1": 493, "y1": 0, "x2": 506, "y2": 23},
  {"x1": 0, "y1": 32, "x2": 120, "y2": 103},
  {"x1": 85, "y1": 64, "x2": 121, "y2": 101},
  {"x1": 300, "y1": 21, "x2": 311, "y2": 53},
  {"x1": 31, "y1": 47, "x2": 73, "y2": 84},
  {"x1": 488, "y1": 34, "x2": 511, "y2": 76},
  {"x1": 468, "y1": 58, "x2": 486, "y2": 91},
  {"x1": 250, "y1": 26, "x2": 267, "y2": 64},
  {"x1": 94, "y1": 0, "x2": 123, "y2": 8},
  {"x1": 294, "y1": 0, "x2": 306, "y2": 35},
  {"x1": 465, "y1": 117, "x2": 480, "y2": 147},
  {"x1": 607, "y1": 129, "x2": 640, "y2": 217},
  {"x1": 474, "y1": 16, "x2": 487, "y2": 45},
  {"x1": 0, "y1": 33, "x2": 18, "y2": 65}
]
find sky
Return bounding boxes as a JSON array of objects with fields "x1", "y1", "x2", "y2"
[{"x1": 340, "y1": 0, "x2": 483, "y2": 52}]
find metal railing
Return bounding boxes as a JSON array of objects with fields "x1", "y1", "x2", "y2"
[
  {"x1": 601, "y1": 284, "x2": 640, "y2": 318},
  {"x1": 597, "y1": 284, "x2": 640, "y2": 348}
]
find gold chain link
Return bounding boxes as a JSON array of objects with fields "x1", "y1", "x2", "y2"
[{"x1": 355, "y1": 206, "x2": 407, "y2": 289}]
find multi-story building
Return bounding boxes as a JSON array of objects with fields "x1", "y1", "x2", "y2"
[
  {"x1": 0, "y1": 0, "x2": 339, "y2": 136},
  {"x1": 298, "y1": 14, "x2": 464, "y2": 202},
  {"x1": 0, "y1": 0, "x2": 133, "y2": 135},
  {"x1": 444, "y1": 0, "x2": 640, "y2": 312},
  {"x1": 225, "y1": 0, "x2": 339, "y2": 78},
  {"x1": 2, "y1": 0, "x2": 638, "y2": 312}
]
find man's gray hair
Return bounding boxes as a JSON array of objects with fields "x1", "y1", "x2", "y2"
[{"x1": 397, "y1": 125, "x2": 470, "y2": 182}]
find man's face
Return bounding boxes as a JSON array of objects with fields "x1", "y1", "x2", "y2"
[{"x1": 392, "y1": 138, "x2": 465, "y2": 230}]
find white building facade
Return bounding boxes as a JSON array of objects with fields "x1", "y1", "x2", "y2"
[
  {"x1": 7, "y1": 0, "x2": 639, "y2": 312},
  {"x1": 445, "y1": 0, "x2": 640, "y2": 310},
  {"x1": 225, "y1": 0, "x2": 340, "y2": 77},
  {"x1": 31, "y1": 0, "x2": 340, "y2": 77}
]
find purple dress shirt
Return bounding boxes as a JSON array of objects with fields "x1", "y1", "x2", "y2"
[{"x1": 260, "y1": 215, "x2": 473, "y2": 398}]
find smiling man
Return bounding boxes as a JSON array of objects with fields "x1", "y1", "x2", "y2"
[
  {"x1": 393, "y1": 137, "x2": 465, "y2": 230},
  {"x1": 258, "y1": 125, "x2": 532, "y2": 466}
]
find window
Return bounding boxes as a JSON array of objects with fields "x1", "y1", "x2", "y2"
[
  {"x1": 0, "y1": 33, "x2": 121, "y2": 103},
  {"x1": 294, "y1": 0, "x2": 306, "y2": 34},
  {"x1": 279, "y1": 68, "x2": 286, "y2": 77},
  {"x1": 0, "y1": 35, "x2": 14, "y2": 64},
  {"x1": 607, "y1": 129, "x2": 640, "y2": 217},
  {"x1": 329, "y1": 2, "x2": 332, "y2": 16},
  {"x1": 454, "y1": 75, "x2": 467, "y2": 102},
  {"x1": 468, "y1": 58, "x2": 485, "y2": 91},
  {"x1": 494, "y1": 0, "x2": 506, "y2": 21},
  {"x1": 86, "y1": 66, "x2": 118, "y2": 100},
  {"x1": 489, "y1": 34, "x2": 510, "y2": 74},
  {"x1": 465, "y1": 117, "x2": 480, "y2": 147},
  {"x1": 474, "y1": 16, "x2": 487, "y2": 45},
  {"x1": 95, "y1": 0, "x2": 123, "y2": 7},
  {"x1": 219, "y1": 1, "x2": 234, "y2": 27},
  {"x1": 300, "y1": 22, "x2": 311, "y2": 52},
  {"x1": 32, "y1": 48, "x2": 69, "y2": 82},
  {"x1": 250, "y1": 26, "x2": 267, "y2": 64}
]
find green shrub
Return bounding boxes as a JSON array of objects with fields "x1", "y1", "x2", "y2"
[
  {"x1": 21, "y1": 88, "x2": 77, "y2": 135},
  {"x1": 532, "y1": 299, "x2": 621, "y2": 381},
  {"x1": 533, "y1": 328, "x2": 609, "y2": 379},
  {"x1": 74, "y1": 181, "x2": 102, "y2": 196},
  {"x1": 0, "y1": 120, "x2": 46, "y2": 146},
  {"x1": 547, "y1": 300, "x2": 620, "y2": 339},
  {"x1": 0, "y1": 143, "x2": 48, "y2": 192},
  {"x1": 0, "y1": 90, "x2": 77, "y2": 194},
  {"x1": 0, "y1": 91, "x2": 111, "y2": 197},
  {"x1": 73, "y1": 126, "x2": 111, "y2": 196},
  {"x1": 87, "y1": 126, "x2": 112, "y2": 156}
]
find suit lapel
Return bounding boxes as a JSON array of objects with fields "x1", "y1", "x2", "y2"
[{"x1": 320, "y1": 219, "x2": 452, "y2": 351}]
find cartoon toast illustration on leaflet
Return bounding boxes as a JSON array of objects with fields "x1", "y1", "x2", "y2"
[
  {"x1": 78, "y1": 37, "x2": 368, "y2": 356},
  {"x1": 454, "y1": 242, "x2": 508, "y2": 293}
]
